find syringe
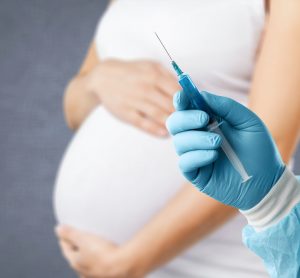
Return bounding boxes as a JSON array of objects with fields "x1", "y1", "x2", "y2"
[{"x1": 155, "y1": 33, "x2": 252, "y2": 183}]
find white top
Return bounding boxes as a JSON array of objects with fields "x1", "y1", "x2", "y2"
[{"x1": 54, "y1": 1, "x2": 268, "y2": 277}]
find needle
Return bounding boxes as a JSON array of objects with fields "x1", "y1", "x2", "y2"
[
  {"x1": 154, "y1": 32, "x2": 173, "y2": 61},
  {"x1": 154, "y1": 32, "x2": 183, "y2": 75},
  {"x1": 154, "y1": 32, "x2": 251, "y2": 183}
]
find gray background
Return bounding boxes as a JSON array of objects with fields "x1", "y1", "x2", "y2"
[
  {"x1": 0, "y1": 1, "x2": 299, "y2": 278},
  {"x1": 0, "y1": 1, "x2": 108, "y2": 277}
]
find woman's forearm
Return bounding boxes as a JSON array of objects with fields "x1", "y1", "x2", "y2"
[
  {"x1": 64, "y1": 74, "x2": 100, "y2": 130},
  {"x1": 121, "y1": 184, "x2": 237, "y2": 276},
  {"x1": 249, "y1": 0, "x2": 300, "y2": 162},
  {"x1": 64, "y1": 42, "x2": 102, "y2": 130}
]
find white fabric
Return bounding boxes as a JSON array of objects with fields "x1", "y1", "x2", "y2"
[
  {"x1": 241, "y1": 169, "x2": 300, "y2": 231},
  {"x1": 54, "y1": 1, "x2": 268, "y2": 277}
]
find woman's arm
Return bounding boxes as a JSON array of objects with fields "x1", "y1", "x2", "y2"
[
  {"x1": 57, "y1": 185, "x2": 236, "y2": 278},
  {"x1": 63, "y1": 1, "x2": 116, "y2": 130},
  {"x1": 249, "y1": 0, "x2": 300, "y2": 162},
  {"x1": 122, "y1": 185, "x2": 236, "y2": 276},
  {"x1": 64, "y1": 43, "x2": 100, "y2": 129}
]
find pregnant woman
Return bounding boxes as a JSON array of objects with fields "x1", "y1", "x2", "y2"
[{"x1": 54, "y1": 0, "x2": 300, "y2": 277}]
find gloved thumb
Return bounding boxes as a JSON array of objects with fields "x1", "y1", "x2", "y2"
[
  {"x1": 201, "y1": 91, "x2": 260, "y2": 129},
  {"x1": 173, "y1": 90, "x2": 190, "y2": 111}
]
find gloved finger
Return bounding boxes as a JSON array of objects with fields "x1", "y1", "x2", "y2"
[
  {"x1": 173, "y1": 90, "x2": 190, "y2": 111},
  {"x1": 179, "y1": 150, "x2": 218, "y2": 173},
  {"x1": 183, "y1": 164, "x2": 213, "y2": 191},
  {"x1": 173, "y1": 131, "x2": 222, "y2": 155},
  {"x1": 201, "y1": 91, "x2": 261, "y2": 129},
  {"x1": 166, "y1": 110, "x2": 209, "y2": 135}
]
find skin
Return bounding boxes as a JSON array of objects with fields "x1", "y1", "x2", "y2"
[
  {"x1": 249, "y1": 0, "x2": 300, "y2": 162},
  {"x1": 56, "y1": 188, "x2": 235, "y2": 278},
  {"x1": 56, "y1": 0, "x2": 300, "y2": 277},
  {"x1": 64, "y1": 57, "x2": 178, "y2": 135}
]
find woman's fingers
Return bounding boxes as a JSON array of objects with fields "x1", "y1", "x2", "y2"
[
  {"x1": 59, "y1": 240, "x2": 89, "y2": 275},
  {"x1": 156, "y1": 75, "x2": 180, "y2": 98},
  {"x1": 56, "y1": 226, "x2": 80, "y2": 247},
  {"x1": 134, "y1": 100, "x2": 170, "y2": 128},
  {"x1": 173, "y1": 131, "x2": 222, "y2": 155},
  {"x1": 55, "y1": 226, "x2": 76, "y2": 246},
  {"x1": 140, "y1": 60, "x2": 179, "y2": 96},
  {"x1": 59, "y1": 240, "x2": 75, "y2": 260},
  {"x1": 59, "y1": 241, "x2": 81, "y2": 267},
  {"x1": 125, "y1": 109, "x2": 168, "y2": 136},
  {"x1": 97, "y1": 60, "x2": 181, "y2": 137},
  {"x1": 139, "y1": 60, "x2": 179, "y2": 99},
  {"x1": 154, "y1": 62, "x2": 180, "y2": 95},
  {"x1": 141, "y1": 87, "x2": 174, "y2": 114},
  {"x1": 55, "y1": 225, "x2": 91, "y2": 250}
]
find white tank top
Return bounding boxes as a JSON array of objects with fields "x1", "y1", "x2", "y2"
[{"x1": 54, "y1": 1, "x2": 268, "y2": 277}]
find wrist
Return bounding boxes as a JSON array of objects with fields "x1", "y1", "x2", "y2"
[
  {"x1": 86, "y1": 60, "x2": 121, "y2": 102},
  {"x1": 85, "y1": 65, "x2": 105, "y2": 103},
  {"x1": 115, "y1": 243, "x2": 148, "y2": 278},
  {"x1": 240, "y1": 168, "x2": 300, "y2": 231}
]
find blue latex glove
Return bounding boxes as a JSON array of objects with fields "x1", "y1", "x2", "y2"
[{"x1": 166, "y1": 90, "x2": 285, "y2": 210}]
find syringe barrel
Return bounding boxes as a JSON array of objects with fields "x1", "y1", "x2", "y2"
[
  {"x1": 178, "y1": 73, "x2": 215, "y2": 120},
  {"x1": 177, "y1": 73, "x2": 251, "y2": 182}
]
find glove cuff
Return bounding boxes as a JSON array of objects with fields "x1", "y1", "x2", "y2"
[{"x1": 240, "y1": 168, "x2": 300, "y2": 231}]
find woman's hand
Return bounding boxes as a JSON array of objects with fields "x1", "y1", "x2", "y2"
[
  {"x1": 55, "y1": 225, "x2": 143, "y2": 278},
  {"x1": 88, "y1": 59, "x2": 179, "y2": 136}
]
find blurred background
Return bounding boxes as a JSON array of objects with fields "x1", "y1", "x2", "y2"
[
  {"x1": 0, "y1": 1, "x2": 299, "y2": 277},
  {"x1": 0, "y1": 1, "x2": 108, "y2": 277}
]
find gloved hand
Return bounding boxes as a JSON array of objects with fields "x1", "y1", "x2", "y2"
[{"x1": 166, "y1": 90, "x2": 285, "y2": 210}]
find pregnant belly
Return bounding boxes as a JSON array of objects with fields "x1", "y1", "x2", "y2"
[{"x1": 54, "y1": 107, "x2": 185, "y2": 244}]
